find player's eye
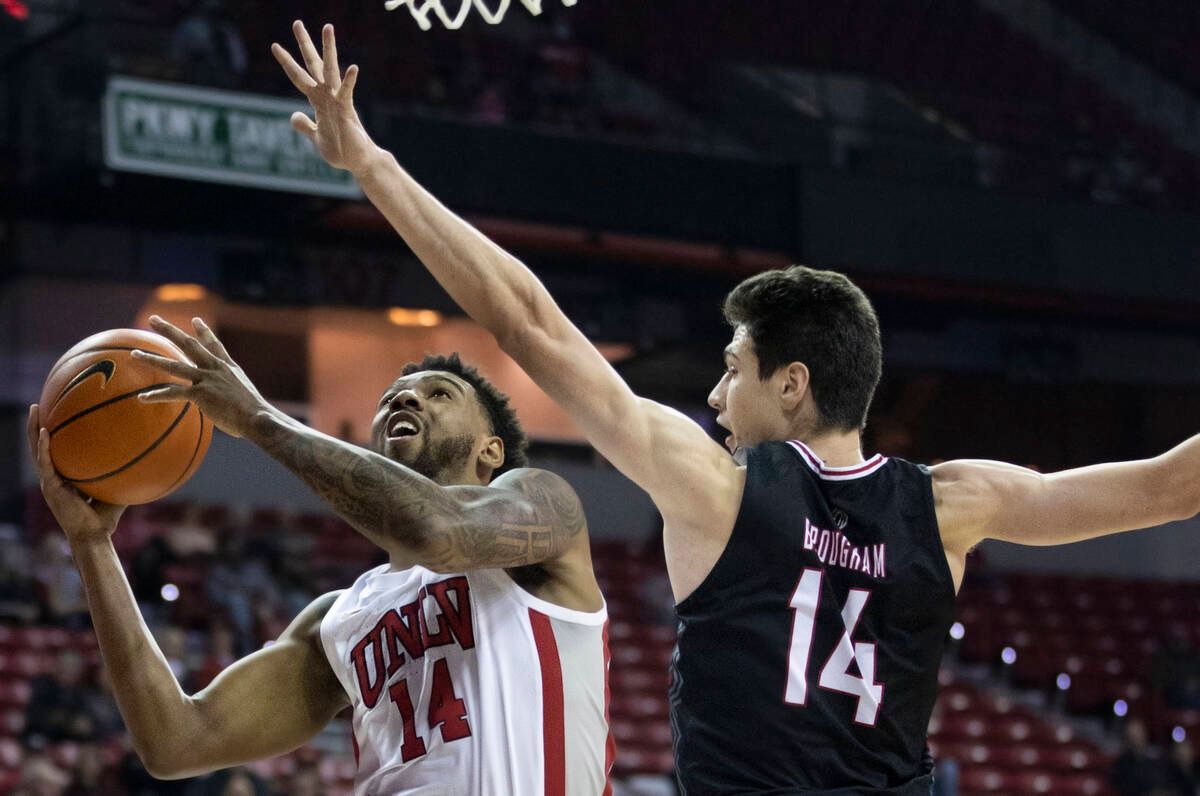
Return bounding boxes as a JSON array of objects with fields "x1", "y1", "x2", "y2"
[
  {"x1": 432, "y1": 388, "x2": 450, "y2": 398},
  {"x1": 379, "y1": 394, "x2": 394, "y2": 407}
]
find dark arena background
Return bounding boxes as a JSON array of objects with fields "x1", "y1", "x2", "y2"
[{"x1": 3, "y1": 1, "x2": 1200, "y2": 793}]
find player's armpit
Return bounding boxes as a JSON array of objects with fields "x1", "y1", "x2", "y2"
[
  {"x1": 413, "y1": 468, "x2": 588, "y2": 573},
  {"x1": 932, "y1": 452, "x2": 1198, "y2": 553},
  {"x1": 144, "y1": 592, "x2": 347, "y2": 779}
]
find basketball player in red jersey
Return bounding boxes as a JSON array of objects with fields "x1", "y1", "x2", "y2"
[
  {"x1": 29, "y1": 339, "x2": 614, "y2": 793},
  {"x1": 281, "y1": 20, "x2": 1200, "y2": 792}
]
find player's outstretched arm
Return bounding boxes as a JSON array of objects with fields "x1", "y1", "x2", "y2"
[
  {"x1": 26, "y1": 406, "x2": 346, "y2": 780},
  {"x1": 933, "y1": 433, "x2": 1200, "y2": 554},
  {"x1": 272, "y1": 22, "x2": 742, "y2": 546},
  {"x1": 136, "y1": 316, "x2": 592, "y2": 575}
]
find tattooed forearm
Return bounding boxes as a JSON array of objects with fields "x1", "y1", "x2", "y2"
[
  {"x1": 248, "y1": 410, "x2": 464, "y2": 555},
  {"x1": 246, "y1": 410, "x2": 586, "y2": 571}
]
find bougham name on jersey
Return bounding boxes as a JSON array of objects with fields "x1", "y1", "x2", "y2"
[
  {"x1": 803, "y1": 517, "x2": 886, "y2": 578},
  {"x1": 349, "y1": 576, "x2": 475, "y2": 708}
]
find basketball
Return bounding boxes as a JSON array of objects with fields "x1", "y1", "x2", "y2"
[{"x1": 38, "y1": 328, "x2": 213, "y2": 505}]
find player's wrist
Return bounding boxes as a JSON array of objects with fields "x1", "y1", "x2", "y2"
[
  {"x1": 244, "y1": 406, "x2": 293, "y2": 447},
  {"x1": 348, "y1": 144, "x2": 391, "y2": 181},
  {"x1": 63, "y1": 529, "x2": 117, "y2": 555}
]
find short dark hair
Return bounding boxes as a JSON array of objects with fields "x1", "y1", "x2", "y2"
[
  {"x1": 401, "y1": 353, "x2": 529, "y2": 476},
  {"x1": 722, "y1": 265, "x2": 882, "y2": 432}
]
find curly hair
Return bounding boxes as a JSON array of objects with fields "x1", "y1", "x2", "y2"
[{"x1": 400, "y1": 353, "x2": 529, "y2": 475}]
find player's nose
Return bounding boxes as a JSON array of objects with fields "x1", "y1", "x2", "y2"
[
  {"x1": 392, "y1": 389, "x2": 423, "y2": 411},
  {"x1": 707, "y1": 382, "x2": 723, "y2": 411}
]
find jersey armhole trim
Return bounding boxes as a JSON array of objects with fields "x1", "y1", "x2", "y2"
[
  {"x1": 494, "y1": 569, "x2": 609, "y2": 626},
  {"x1": 317, "y1": 590, "x2": 356, "y2": 704},
  {"x1": 917, "y1": 463, "x2": 959, "y2": 601},
  {"x1": 673, "y1": 459, "x2": 752, "y2": 613}
]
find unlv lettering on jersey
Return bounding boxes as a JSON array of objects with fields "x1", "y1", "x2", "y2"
[{"x1": 350, "y1": 576, "x2": 476, "y2": 708}]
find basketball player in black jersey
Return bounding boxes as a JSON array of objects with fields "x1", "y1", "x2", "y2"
[{"x1": 281, "y1": 21, "x2": 1200, "y2": 793}]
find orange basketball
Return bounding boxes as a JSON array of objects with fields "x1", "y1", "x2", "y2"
[{"x1": 38, "y1": 329, "x2": 212, "y2": 505}]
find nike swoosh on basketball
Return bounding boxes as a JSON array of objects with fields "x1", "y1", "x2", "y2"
[{"x1": 53, "y1": 360, "x2": 116, "y2": 407}]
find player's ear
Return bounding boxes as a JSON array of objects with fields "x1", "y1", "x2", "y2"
[
  {"x1": 478, "y1": 435, "x2": 505, "y2": 472},
  {"x1": 779, "y1": 361, "x2": 810, "y2": 410}
]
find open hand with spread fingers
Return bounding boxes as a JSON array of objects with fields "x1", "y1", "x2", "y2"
[
  {"x1": 133, "y1": 316, "x2": 272, "y2": 439},
  {"x1": 271, "y1": 21, "x2": 378, "y2": 174}
]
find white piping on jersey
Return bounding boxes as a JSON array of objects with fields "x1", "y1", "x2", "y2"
[
  {"x1": 787, "y1": 440, "x2": 888, "y2": 481},
  {"x1": 496, "y1": 570, "x2": 609, "y2": 626}
]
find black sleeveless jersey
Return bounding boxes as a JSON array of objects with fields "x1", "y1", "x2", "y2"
[{"x1": 670, "y1": 440, "x2": 956, "y2": 794}]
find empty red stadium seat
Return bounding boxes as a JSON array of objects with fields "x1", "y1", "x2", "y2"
[
  {"x1": 0, "y1": 737, "x2": 22, "y2": 768},
  {"x1": 0, "y1": 681, "x2": 30, "y2": 709}
]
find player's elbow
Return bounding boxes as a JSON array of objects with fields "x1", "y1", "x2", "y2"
[
  {"x1": 131, "y1": 712, "x2": 214, "y2": 780},
  {"x1": 1166, "y1": 466, "x2": 1200, "y2": 522},
  {"x1": 136, "y1": 740, "x2": 198, "y2": 780},
  {"x1": 1152, "y1": 453, "x2": 1200, "y2": 523},
  {"x1": 496, "y1": 318, "x2": 547, "y2": 362},
  {"x1": 495, "y1": 292, "x2": 566, "y2": 361},
  {"x1": 140, "y1": 757, "x2": 185, "y2": 781}
]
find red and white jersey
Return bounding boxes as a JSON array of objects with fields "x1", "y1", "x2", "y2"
[{"x1": 320, "y1": 563, "x2": 614, "y2": 796}]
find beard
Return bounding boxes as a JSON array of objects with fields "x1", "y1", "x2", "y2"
[{"x1": 405, "y1": 432, "x2": 477, "y2": 482}]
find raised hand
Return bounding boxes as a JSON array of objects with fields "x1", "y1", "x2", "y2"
[
  {"x1": 27, "y1": 404, "x2": 126, "y2": 544},
  {"x1": 133, "y1": 316, "x2": 272, "y2": 439},
  {"x1": 272, "y1": 21, "x2": 377, "y2": 173}
]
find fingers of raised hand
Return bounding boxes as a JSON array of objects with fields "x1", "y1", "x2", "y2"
[
  {"x1": 290, "y1": 112, "x2": 318, "y2": 140},
  {"x1": 131, "y1": 349, "x2": 199, "y2": 382},
  {"x1": 147, "y1": 315, "x2": 218, "y2": 368},
  {"x1": 138, "y1": 385, "x2": 191, "y2": 404},
  {"x1": 191, "y1": 318, "x2": 233, "y2": 363},
  {"x1": 322, "y1": 24, "x2": 341, "y2": 90},
  {"x1": 294, "y1": 20, "x2": 325, "y2": 81},
  {"x1": 340, "y1": 65, "x2": 359, "y2": 105},
  {"x1": 272, "y1": 43, "x2": 318, "y2": 93}
]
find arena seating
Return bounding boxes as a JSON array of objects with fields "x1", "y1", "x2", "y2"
[
  {"x1": 579, "y1": 0, "x2": 1192, "y2": 205},
  {"x1": 931, "y1": 676, "x2": 1114, "y2": 795},
  {"x1": 956, "y1": 568, "x2": 1197, "y2": 744},
  {"x1": 1050, "y1": 1, "x2": 1200, "y2": 97}
]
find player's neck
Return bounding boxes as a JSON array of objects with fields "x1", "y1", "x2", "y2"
[{"x1": 792, "y1": 428, "x2": 866, "y2": 469}]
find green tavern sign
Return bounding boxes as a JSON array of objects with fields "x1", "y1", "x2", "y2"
[{"x1": 103, "y1": 76, "x2": 362, "y2": 199}]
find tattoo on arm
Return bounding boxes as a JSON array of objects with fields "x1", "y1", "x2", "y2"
[
  {"x1": 432, "y1": 468, "x2": 587, "y2": 571},
  {"x1": 250, "y1": 413, "x2": 585, "y2": 570}
]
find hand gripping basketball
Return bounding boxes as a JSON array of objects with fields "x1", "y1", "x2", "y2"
[
  {"x1": 134, "y1": 316, "x2": 270, "y2": 440},
  {"x1": 27, "y1": 404, "x2": 126, "y2": 544}
]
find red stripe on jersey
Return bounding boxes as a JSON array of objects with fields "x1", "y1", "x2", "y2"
[
  {"x1": 602, "y1": 620, "x2": 615, "y2": 796},
  {"x1": 530, "y1": 609, "x2": 566, "y2": 796}
]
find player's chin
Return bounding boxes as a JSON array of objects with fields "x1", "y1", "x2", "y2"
[{"x1": 383, "y1": 434, "x2": 423, "y2": 462}]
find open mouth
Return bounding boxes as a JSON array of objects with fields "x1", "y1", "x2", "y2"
[{"x1": 387, "y1": 414, "x2": 422, "y2": 439}]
